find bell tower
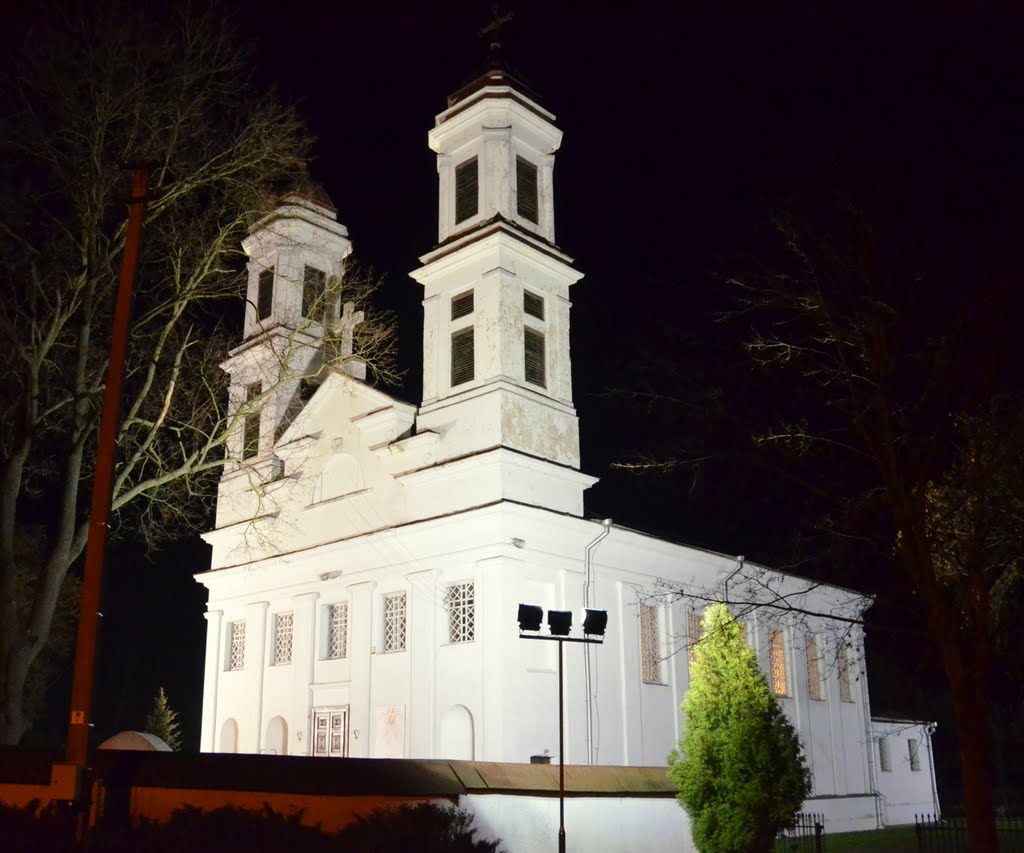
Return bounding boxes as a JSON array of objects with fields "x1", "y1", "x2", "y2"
[
  {"x1": 222, "y1": 180, "x2": 353, "y2": 467},
  {"x1": 410, "y1": 54, "x2": 595, "y2": 512}
]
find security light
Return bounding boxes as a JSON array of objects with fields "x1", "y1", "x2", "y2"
[
  {"x1": 581, "y1": 609, "x2": 608, "y2": 637},
  {"x1": 547, "y1": 610, "x2": 572, "y2": 636},
  {"x1": 518, "y1": 603, "x2": 543, "y2": 632}
]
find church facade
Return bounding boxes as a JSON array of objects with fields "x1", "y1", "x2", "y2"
[{"x1": 197, "y1": 64, "x2": 937, "y2": 829}]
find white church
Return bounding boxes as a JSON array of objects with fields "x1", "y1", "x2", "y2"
[{"x1": 196, "y1": 60, "x2": 938, "y2": 830}]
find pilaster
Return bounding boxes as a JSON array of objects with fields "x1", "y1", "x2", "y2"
[{"x1": 200, "y1": 609, "x2": 223, "y2": 752}]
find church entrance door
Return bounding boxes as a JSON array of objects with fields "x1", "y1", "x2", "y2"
[{"x1": 312, "y1": 706, "x2": 349, "y2": 757}]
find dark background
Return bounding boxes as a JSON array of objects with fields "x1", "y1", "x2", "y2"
[{"x1": 16, "y1": 1, "x2": 1024, "y2": 808}]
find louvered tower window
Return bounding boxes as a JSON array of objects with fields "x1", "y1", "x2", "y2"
[
  {"x1": 455, "y1": 157, "x2": 479, "y2": 224},
  {"x1": 524, "y1": 329, "x2": 545, "y2": 387},
  {"x1": 523, "y1": 291, "x2": 544, "y2": 320},
  {"x1": 257, "y1": 269, "x2": 274, "y2": 320},
  {"x1": 516, "y1": 156, "x2": 539, "y2": 223},
  {"x1": 243, "y1": 384, "x2": 261, "y2": 458},
  {"x1": 450, "y1": 290, "x2": 475, "y2": 387},
  {"x1": 302, "y1": 266, "x2": 326, "y2": 319}
]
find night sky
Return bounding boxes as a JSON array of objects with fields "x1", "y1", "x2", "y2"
[{"x1": 19, "y1": 1, "x2": 1024, "y2": 799}]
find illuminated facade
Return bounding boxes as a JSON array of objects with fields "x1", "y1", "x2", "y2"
[{"x1": 197, "y1": 65, "x2": 937, "y2": 830}]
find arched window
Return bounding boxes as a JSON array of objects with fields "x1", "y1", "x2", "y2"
[
  {"x1": 265, "y1": 716, "x2": 288, "y2": 756},
  {"x1": 439, "y1": 705, "x2": 474, "y2": 761},
  {"x1": 220, "y1": 718, "x2": 238, "y2": 754}
]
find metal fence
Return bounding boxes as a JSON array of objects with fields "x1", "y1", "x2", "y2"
[
  {"x1": 775, "y1": 812, "x2": 826, "y2": 853},
  {"x1": 915, "y1": 813, "x2": 1024, "y2": 852}
]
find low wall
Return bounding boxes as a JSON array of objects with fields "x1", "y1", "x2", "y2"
[{"x1": 0, "y1": 748, "x2": 878, "y2": 851}]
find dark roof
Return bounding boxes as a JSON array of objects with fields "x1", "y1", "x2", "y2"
[
  {"x1": 447, "y1": 60, "x2": 541, "y2": 109},
  {"x1": 283, "y1": 173, "x2": 336, "y2": 213}
]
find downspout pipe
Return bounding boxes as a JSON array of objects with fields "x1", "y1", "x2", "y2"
[{"x1": 583, "y1": 518, "x2": 612, "y2": 765}]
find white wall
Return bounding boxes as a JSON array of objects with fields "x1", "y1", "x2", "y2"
[{"x1": 872, "y1": 719, "x2": 940, "y2": 825}]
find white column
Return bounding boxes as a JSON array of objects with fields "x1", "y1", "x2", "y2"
[
  {"x1": 407, "y1": 568, "x2": 438, "y2": 758},
  {"x1": 539, "y1": 153, "x2": 556, "y2": 242},
  {"x1": 482, "y1": 127, "x2": 512, "y2": 220},
  {"x1": 437, "y1": 154, "x2": 452, "y2": 243},
  {"x1": 347, "y1": 579, "x2": 377, "y2": 758},
  {"x1": 291, "y1": 591, "x2": 319, "y2": 756},
  {"x1": 247, "y1": 600, "x2": 270, "y2": 753},
  {"x1": 200, "y1": 609, "x2": 223, "y2": 752}
]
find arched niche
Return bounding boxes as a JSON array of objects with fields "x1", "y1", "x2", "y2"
[
  {"x1": 220, "y1": 718, "x2": 238, "y2": 754},
  {"x1": 439, "y1": 704, "x2": 474, "y2": 761},
  {"x1": 265, "y1": 715, "x2": 288, "y2": 756},
  {"x1": 312, "y1": 452, "x2": 364, "y2": 503}
]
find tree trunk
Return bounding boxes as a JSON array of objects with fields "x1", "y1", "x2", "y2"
[
  {"x1": 946, "y1": 650, "x2": 998, "y2": 853},
  {"x1": 0, "y1": 641, "x2": 31, "y2": 745}
]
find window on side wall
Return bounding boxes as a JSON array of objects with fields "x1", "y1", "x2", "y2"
[
  {"x1": 227, "y1": 621, "x2": 246, "y2": 671},
  {"x1": 272, "y1": 612, "x2": 293, "y2": 665},
  {"x1": 908, "y1": 739, "x2": 921, "y2": 772},
  {"x1": 326, "y1": 602, "x2": 349, "y2": 660},
  {"x1": 640, "y1": 604, "x2": 661, "y2": 683},
  {"x1": 806, "y1": 633, "x2": 824, "y2": 701},
  {"x1": 769, "y1": 629, "x2": 789, "y2": 696},
  {"x1": 257, "y1": 269, "x2": 274, "y2": 320},
  {"x1": 687, "y1": 611, "x2": 701, "y2": 665},
  {"x1": 838, "y1": 640, "x2": 854, "y2": 702},
  {"x1": 879, "y1": 737, "x2": 892, "y2": 772},
  {"x1": 444, "y1": 582, "x2": 475, "y2": 644},
  {"x1": 383, "y1": 592, "x2": 407, "y2": 653}
]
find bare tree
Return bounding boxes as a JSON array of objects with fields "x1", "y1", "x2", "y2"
[
  {"x1": 0, "y1": 8, "x2": 397, "y2": 744},
  {"x1": 618, "y1": 210, "x2": 1022, "y2": 852}
]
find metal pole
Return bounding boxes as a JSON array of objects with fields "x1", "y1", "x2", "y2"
[
  {"x1": 66, "y1": 164, "x2": 152, "y2": 769},
  {"x1": 558, "y1": 636, "x2": 565, "y2": 853}
]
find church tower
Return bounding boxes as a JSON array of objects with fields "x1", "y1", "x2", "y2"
[
  {"x1": 221, "y1": 182, "x2": 353, "y2": 472},
  {"x1": 410, "y1": 60, "x2": 595, "y2": 514}
]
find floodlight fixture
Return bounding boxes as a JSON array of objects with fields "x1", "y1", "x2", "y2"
[
  {"x1": 518, "y1": 603, "x2": 543, "y2": 632},
  {"x1": 548, "y1": 610, "x2": 572, "y2": 636},
  {"x1": 581, "y1": 608, "x2": 608, "y2": 637}
]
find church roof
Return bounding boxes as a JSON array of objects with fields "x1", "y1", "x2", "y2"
[
  {"x1": 282, "y1": 173, "x2": 336, "y2": 213},
  {"x1": 447, "y1": 61, "x2": 541, "y2": 109}
]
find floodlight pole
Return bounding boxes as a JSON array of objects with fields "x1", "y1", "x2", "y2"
[{"x1": 520, "y1": 633, "x2": 602, "y2": 853}]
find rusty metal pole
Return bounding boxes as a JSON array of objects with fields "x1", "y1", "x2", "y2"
[{"x1": 65, "y1": 164, "x2": 152, "y2": 770}]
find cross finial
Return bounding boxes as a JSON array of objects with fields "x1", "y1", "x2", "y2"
[{"x1": 478, "y1": 3, "x2": 514, "y2": 56}]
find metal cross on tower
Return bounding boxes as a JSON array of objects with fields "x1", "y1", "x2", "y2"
[{"x1": 478, "y1": 3, "x2": 514, "y2": 55}]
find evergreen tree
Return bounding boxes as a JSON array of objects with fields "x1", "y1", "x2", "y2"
[
  {"x1": 144, "y1": 686, "x2": 182, "y2": 751},
  {"x1": 668, "y1": 602, "x2": 810, "y2": 853}
]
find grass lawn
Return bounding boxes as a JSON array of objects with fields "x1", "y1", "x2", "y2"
[{"x1": 825, "y1": 825, "x2": 918, "y2": 852}]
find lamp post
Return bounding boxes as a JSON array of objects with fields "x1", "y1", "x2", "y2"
[{"x1": 518, "y1": 604, "x2": 608, "y2": 853}]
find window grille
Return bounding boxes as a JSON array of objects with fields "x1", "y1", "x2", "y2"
[
  {"x1": 243, "y1": 384, "x2": 261, "y2": 458},
  {"x1": 272, "y1": 612, "x2": 293, "y2": 665},
  {"x1": 879, "y1": 737, "x2": 892, "y2": 772},
  {"x1": 908, "y1": 739, "x2": 921, "y2": 771},
  {"x1": 383, "y1": 592, "x2": 406, "y2": 653},
  {"x1": 838, "y1": 641, "x2": 853, "y2": 702},
  {"x1": 327, "y1": 602, "x2": 348, "y2": 659},
  {"x1": 524, "y1": 328, "x2": 546, "y2": 387},
  {"x1": 445, "y1": 582, "x2": 475, "y2": 643},
  {"x1": 769, "y1": 629, "x2": 788, "y2": 696},
  {"x1": 516, "y1": 156, "x2": 539, "y2": 223},
  {"x1": 523, "y1": 290, "x2": 545, "y2": 320},
  {"x1": 228, "y1": 621, "x2": 246, "y2": 670},
  {"x1": 451, "y1": 290, "x2": 474, "y2": 320},
  {"x1": 687, "y1": 612, "x2": 701, "y2": 664},
  {"x1": 257, "y1": 269, "x2": 274, "y2": 320},
  {"x1": 455, "y1": 157, "x2": 479, "y2": 224},
  {"x1": 806, "y1": 634, "x2": 824, "y2": 701},
  {"x1": 302, "y1": 266, "x2": 326, "y2": 319},
  {"x1": 640, "y1": 604, "x2": 661, "y2": 683},
  {"x1": 451, "y1": 328, "x2": 475, "y2": 386}
]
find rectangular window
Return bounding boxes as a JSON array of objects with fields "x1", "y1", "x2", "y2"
[
  {"x1": 451, "y1": 328, "x2": 475, "y2": 386},
  {"x1": 687, "y1": 612, "x2": 701, "y2": 664},
  {"x1": 228, "y1": 621, "x2": 246, "y2": 670},
  {"x1": 327, "y1": 602, "x2": 349, "y2": 660},
  {"x1": 272, "y1": 612, "x2": 293, "y2": 665},
  {"x1": 243, "y1": 384, "x2": 261, "y2": 458},
  {"x1": 445, "y1": 582, "x2": 475, "y2": 644},
  {"x1": 838, "y1": 641, "x2": 854, "y2": 702},
  {"x1": 523, "y1": 290, "x2": 545, "y2": 320},
  {"x1": 257, "y1": 269, "x2": 274, "y2": 320},
  {"x1": 451, "y1": 290, "x2": 474, "y2": 320},
  {"x1": 302, "y1": 266, "x2": 326, "y2": 319},
  {"x1": 879, "y1": 737, "x2": 892, "y2": 772},
  {"x1": 383, "y1": 592, "x2": 406, "y2": 653},
  {"x1": 640, "y1": 604, "x2": 661, "y2": 683},
  {"x1": 770, "y1": 629, "x2": 789, "y2": 696},
  {"x1": 908, "y1": 739, "x2": 921, "y2": 771},
  {"x1": 806, "y1": 634, "x2": 824, "y2": 701},
  {"x1": 524, "y1": 328, "x2": 546, "y2": 387},
  {"x1": 516, "y1": 156, "x2": 539, "y2": 223},
  {"x1": 455, "y1": 157, "x2": 479, "y2": 224}
]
